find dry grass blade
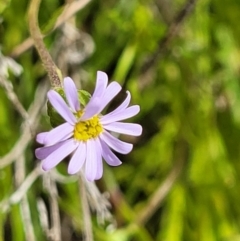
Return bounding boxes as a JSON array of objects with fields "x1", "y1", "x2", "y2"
[
  {"x1": 0, "y1": 165, "x2": 41, "y2": 212},
  {"x1": 0, "y1": 81, "x2": 49, "y2": 168},
  {"x1": 0, "y1": 76, "x2": 28, "y2": 120},
  {"x1": 11, "y1": 0, "x2": 92, "y2": 58}
]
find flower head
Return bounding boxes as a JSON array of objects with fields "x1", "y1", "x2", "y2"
[{"x1": 35, "y1": 71, "x2": 142, "y2": 181}]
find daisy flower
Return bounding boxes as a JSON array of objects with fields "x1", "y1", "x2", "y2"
[{"x1": 35, "y1": 71, "x2": 142, "y2": 181}]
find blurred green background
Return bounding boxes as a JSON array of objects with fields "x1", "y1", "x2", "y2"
[{"x1": 1, "y1": 0, "x2": 240, "y2": 240}]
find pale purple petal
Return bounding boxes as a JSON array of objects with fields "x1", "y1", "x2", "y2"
[
  {"x1": 101, "y1": 105, "x2": 140, "y2": 124},
  {"x1": 115, "y1": 91, "x2": 131, "y2": 112},
  {"x1": 36, "y1": 132, "x2": 48, "y2": 144},
  {"x1": 42, "y1": 139, "x2": 78, "y2": 171},
  {"x1": 68, "y1": 141, "x2": 86, "y2": 174},
  {"x1": 35, "y1": 140, "x2": 67, "y2": 160},
  {"x1": 85, "y1": 139, "x2": 98, "y2": 181},
  {"x1": 94, "y1": 138, "x2": 103, "y2": 180},
  {"x1": 98, "y1": 81, "x2": 121, "y2": 113},
  {"x1": 47, "y1": 90, "x2": 76, "y2": 125},
  {"x1": 92, "y1": 71, "x2": 108, "y2": 99},
  {"x1": 80, "y1": 77, "x2": 121, "y2": 119},
  {"x1": 100, "y1": 139, "x2": 122, "y2": 166},
  {"x1": 80, "y1": 97, "x2": 101, "y2": 120},
  {"x1": 44, "y1": 122, "x2": 74, "y2": 146},
  {"x1": 100, "y1": 91, "x2": 131, "y2": 120},
  {"x1": 64, "y1": 77, "x2": 80, "y2": 112},
  {"x1": 100, "y1": 131, "x2": 133, "y2": 154},
  {"x1": 84, "y1": 71, "x2": 108, "y2": 111},
  {"x1": 103, "y1": 122, "x2": 142, "y2": 136}
]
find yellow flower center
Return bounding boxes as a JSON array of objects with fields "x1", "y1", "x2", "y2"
[{"x1": 73, "y1": 115, "x2": 103, "y2": 141}]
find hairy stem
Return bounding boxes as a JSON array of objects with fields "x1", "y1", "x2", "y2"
[
  {"x1": 28, "y1": 0, "x2": 61, "y2": 87},
  {"x1": 79, "y1": 174, "x2": 94, "y2": 241}
]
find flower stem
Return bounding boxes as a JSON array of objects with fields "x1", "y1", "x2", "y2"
[
  {"x1": 28, "y1": 0, "x2": 62, "y2": 87},
  {"x1": 79, "y1": 174, "x2": 94, "y2": 241}
]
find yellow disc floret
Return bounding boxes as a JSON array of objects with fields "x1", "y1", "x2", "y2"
[{"x1": 73, "y1": 115, "x2": 103, "y2": 141}]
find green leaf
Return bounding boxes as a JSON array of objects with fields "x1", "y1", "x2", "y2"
[{"x1": 78, "y1": 89, "x2": 91, "y2": 106}]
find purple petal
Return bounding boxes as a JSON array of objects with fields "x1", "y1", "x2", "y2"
[
  {"x1": 68, "y1": 141, "x2": 86, "y2": 174},
  {"x1": 100, "y1": 139, "x2": 122, "y2": 166},
  {"x1": 103, "y1": 122, "x2": 142, "y2": 136},
  {"x1": 101, "y1": 105, "x2": 140, "y2": 124},
  {"x1": 44, "y1": 122, "x2": 74, "y2": 146},
  {"x1": 100, "y1": 91, "x2": 131, "y2": 120},
  {"x1": 35, "y1": 140, "x2": 67, "y2": 160},
  {"x1": 41, "y1": 139, "x2": 78, "y2": 171},
  {"x1": 92, "y1": 71, "x2": 108, "y2": 99},
  {"x1": 100, "y1": 131, "x2": 133, "y2": 154},
  {"x1": 64, "y1": 77, "x2": 80, "y2": 112},
  {"x1": 47, "y1": 90, "x2": 76, "y2": 125},
  {"x1": 85, "y1": 139, "x2": 97, "y2": 181},
  {"x1": 94, "y1": 138, "x2": 103, "y2": 180},
  {"x1": 36, "y1": 132, "x2": 48, "y2": 144},
  {"x1": 116, "y1": 91, "x2": 131, "y2": 111},
  {"x1": 83, "y1": 71, "x2": 108, "y2": 113},
  {"x1": 98, "y1": 81, "x2": 121, "y2": 113},
  {"x1": 80, "y1": 75, "x2": 122, "y2": 120},
  {"x1": 80, "y1": 97, "x2": 101, "y2": 120}
]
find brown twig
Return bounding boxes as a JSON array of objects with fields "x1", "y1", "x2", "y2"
[
  {"x1": 11, "y1": 0, "x2": 92, "y2": 58},
  {"x1": 28, "y1": 0, "x2": 61, "y2": 87},
  {"x1": 54, "y1": 0, "x2": 91, "y2": 29}
]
